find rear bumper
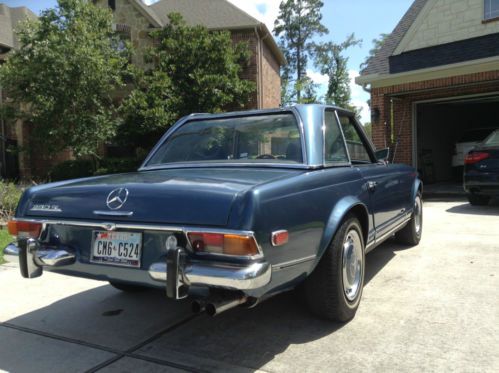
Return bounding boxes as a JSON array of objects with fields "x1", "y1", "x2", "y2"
[{"x1": 3, "y1": 239, "x2": 272, "y2": 298}]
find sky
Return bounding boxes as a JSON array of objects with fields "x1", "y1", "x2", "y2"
[{"x1": 4, "y1": 0, "x2": 414, "y2": 123}]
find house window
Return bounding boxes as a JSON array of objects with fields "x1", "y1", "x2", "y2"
[
  {"x1": 484, "y1": 0, "x2": 499, "y2": 20},
  {"x1": 108, "y1": 0, "x2": 116, "y2": 11}
]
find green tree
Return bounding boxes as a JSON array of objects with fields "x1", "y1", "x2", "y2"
[
  {"x1": 0, "y1": 0, "x2": 128, "y2": 158},
  {"x1": 360, "y1": 33, "x2": 389, "y2": 71},
  {"x1": 119, "y1": 13, "x2": 255, "y2": 149},
  {"x1": 274, "y1": 0, "x2": 328, "y2": 104},
  {"x1": 314, "y1": 34, "x2": 361, "y2": 109}
]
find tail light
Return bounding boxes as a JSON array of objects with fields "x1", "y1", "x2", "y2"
[
  {"x1": 8, "y1": 220, "x2": 43, "y2": 238},
  {"x1": 464, "y1": 152, "x2": 490, "y2": 164},
  {"x1": 187, "y1": 232, "x2": 260, "y2": 257}
]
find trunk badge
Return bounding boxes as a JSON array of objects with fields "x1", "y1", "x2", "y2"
[{"x1": 106, "y1": 188, "x2": 129, "y2": 210}]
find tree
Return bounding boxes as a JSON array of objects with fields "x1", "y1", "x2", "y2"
[
  {"x1": 0, "y1": 0, "x2": 128, "y2": 158},
  {"x1": 274, "y1": 0, "x2": 328, "y2": 103},
  {"x1": 360, "y1": 33, "x2": 389, "y2": 71},
  {"x1": 119, "y1": 13, "x2": 255, "y2": 149},
  {"x1": 314, "y1": 34, "x2": 361, "y2": 109}
]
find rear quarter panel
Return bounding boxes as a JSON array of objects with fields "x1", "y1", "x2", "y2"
[{"x1": 232, "y1": 166, "x2": 371, "y2": 294}]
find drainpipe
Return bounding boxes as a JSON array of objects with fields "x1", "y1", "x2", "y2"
[
  {"x1": 0, "y1": 86, "x2": 6, "y2": 178},
  {"x1": 254, "y1": 26, "x2": 263, "y2": 109}
]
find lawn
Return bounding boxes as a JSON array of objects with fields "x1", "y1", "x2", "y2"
[{"x1": 0, "y1": 229, "x2": 13, "y2": 264}]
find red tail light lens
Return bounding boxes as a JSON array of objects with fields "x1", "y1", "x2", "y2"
[
  {"x1": 188, "y1": 232, "x2": 259, "y2": 257},
  {"x1": 465, "y1": 152, "x2": 490, "y2": 164},
  {"x1": 7, "y1": 220, "x2": 42, "y2": 238}
]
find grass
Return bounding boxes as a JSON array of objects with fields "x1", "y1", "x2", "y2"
[{"x1": 0, "y1": 229, "x2": 13, "y2": 264}]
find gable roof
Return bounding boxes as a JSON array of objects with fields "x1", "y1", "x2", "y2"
[
  {"x1": 0, "y1": 4, "x2": 37, "y2": 51},
  {"x1": 360, "y1": 0, "x2": 429, "y2": 76},
  {"x1": 148, "y1": 0, "x2": 285, "y2": 65},
  {"x1": 129, "y1": 0, "x2": 162, "y2": 28}
]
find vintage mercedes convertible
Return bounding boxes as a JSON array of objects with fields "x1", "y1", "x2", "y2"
[{"x1": 4, "y1": 104, "x2": 423, "y2": 322}]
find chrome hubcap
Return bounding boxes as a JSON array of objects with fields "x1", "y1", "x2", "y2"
[
  {"x1": 342, "y1": 229, "x2": 363, "y2": 301},
  {"x1": 414, "y1": 196, "x2": 422, "y2": 235}
]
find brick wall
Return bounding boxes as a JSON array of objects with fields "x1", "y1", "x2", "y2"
[
  {"x1": 231, "y1": 30, "x2": 259, "y2": 109},
  {"x1": 371, "y1": 70, "x2": 499, "y2": 165},
  {"x1": 261, "y1": 41, "x2": 281, "y2": 108}
]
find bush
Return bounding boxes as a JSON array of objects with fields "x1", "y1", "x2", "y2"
[
  {"x1": 50, "y1": 159, "x2": 95, "y2": 181},
  {"x1": 50, "y1": 157, "x2": 141, "y2": 181},
  {"x1": 0, "y1": 181, "x2": 23, "y2": 221},
  {"x1": 94, "y1": 158, "x2": 142, "y2": 175}
]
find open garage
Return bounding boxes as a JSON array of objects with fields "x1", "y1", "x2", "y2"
[{"x1": 415, "y1": 93, "x2": 499, "y2": 183}]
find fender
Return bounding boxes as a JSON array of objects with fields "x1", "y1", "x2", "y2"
[
  {"x1": 315, "y1": 196, "x2": 370, "y2": 266},
  {"x1": 412, "y1": 178, "x2": 423, "y2": 203}
]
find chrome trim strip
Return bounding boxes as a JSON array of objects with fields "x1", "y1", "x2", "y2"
[
  {"x1": 366, "y1": 215, "x2": 411, "y2": 252},
  {"x1": 272, "y1": 255, "x2": 317, "y2": 271},
  {"x1": 148, "y1": 261, "x2": 272, "y2": 290},
  {"x1": 93, "y1": 210, "x2": 134, "y2": 217},
  {"x1": 12, "y1": 218, "x2": 250, "y2": 235}
]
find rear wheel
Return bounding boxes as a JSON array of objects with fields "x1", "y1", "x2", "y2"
[
  {"x1": 109, "y1": 281, "x2": 148, "y2": 293},
  {"x1": 467, "y1": 193, "x2": 490, "y2": 206},
  {"x1": 395, "y1": 193, "x2": 423, "y2": 246},
  {"x1": 304, "y1": 215, "x2": 365, "y2": 322}
]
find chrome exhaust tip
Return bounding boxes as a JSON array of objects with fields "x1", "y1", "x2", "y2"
[{"x1": 205, "y1": 296, "x2": 248, "y2": 317}]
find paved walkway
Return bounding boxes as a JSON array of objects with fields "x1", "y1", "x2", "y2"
[{"x1": 0, "y1": 201, "x2": 498, "y2": 372}]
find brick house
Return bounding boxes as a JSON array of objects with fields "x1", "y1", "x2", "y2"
[
  {"x1": 2, "y1": 0, "x2": 285, "y2": 179},
  {"x1": 356, "y1": 0, "x2": 499, "y2": 184},
  {"x1": 0, "y1": 4, "x2": 37, "y2": 179}
]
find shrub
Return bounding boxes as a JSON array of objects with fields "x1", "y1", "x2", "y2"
[
  {"x1": 50, "y1": 159, "x2": 95, "y2": 181},
  {"x1": 94, "y1": 158, "x2": 141, "y2": 175},
  {"x1": 0, "y1": 181, "x2": 23, "y2": 221}
]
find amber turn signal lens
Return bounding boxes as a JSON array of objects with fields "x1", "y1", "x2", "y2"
[
  {"x1": 7, "y1": 220, "x2": 42, "y2": 238},
  {"x1": 187, "y1": 232, "x2": 259, "y2": 256},
  {"x1": 223, "y1": 234, "x2": 259, "y2": 256}
]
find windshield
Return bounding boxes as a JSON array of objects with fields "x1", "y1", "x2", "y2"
[
  {"x1": 146, "y1": 113, "x2": 303, "y2": 166},
  {"x1": 483, "y1": 129, "x2": 499, "y2": 146}
]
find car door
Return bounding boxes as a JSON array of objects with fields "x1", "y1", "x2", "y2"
[{"x1": 335, "y1": 111, "x2": 405, "y2": 237}]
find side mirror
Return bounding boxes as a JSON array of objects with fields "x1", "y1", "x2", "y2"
[{"x1": 375, "y1": 148, "x2": 390, "y2": 163}]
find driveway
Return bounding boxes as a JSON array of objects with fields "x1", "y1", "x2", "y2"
[{"x1": 0, "y1": 200, "x2": 498, "y2": 373}]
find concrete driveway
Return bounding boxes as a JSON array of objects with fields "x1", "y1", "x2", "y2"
[{"x1": 1, "y1": 200, "x2": 498, "y2": 373}]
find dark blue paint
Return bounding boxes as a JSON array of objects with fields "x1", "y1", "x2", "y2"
[{"x1": 15, "y1": 105, "x2": 421, "y2": 297}]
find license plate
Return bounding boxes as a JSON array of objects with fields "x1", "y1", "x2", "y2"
[{"x1": 91, "y1": 231, "x2": 142, "y2": 268}]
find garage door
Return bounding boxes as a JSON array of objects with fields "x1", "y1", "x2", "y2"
[{"x1": 416, "y1": 94, "x2": 499, "y2": 183}]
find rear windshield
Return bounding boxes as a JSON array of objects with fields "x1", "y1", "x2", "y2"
[
  {"x1": 484, "y1": 130, "x2": 499, "y2": 146},
  {"x1": 146, "y1": 113, "x2": 303, "y2": 166},
  {"x1": 458, "y1": 129, "x2": 494, "y2": 142}
]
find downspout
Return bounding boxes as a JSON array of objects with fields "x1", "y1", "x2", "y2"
[
  {"x1": 0, "y1": 86, "x2": 6, "y2": 178},
  {"x1": 255, "y1": 26, "x2": 263, "y2": 109},
  {"x1": 259, "y1": 26, "x2": 271, "y2": 109}
]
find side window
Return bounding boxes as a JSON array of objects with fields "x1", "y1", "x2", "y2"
[
  {"x1": 324, "y1": 111, "x2": 348, "y2": 164},
  {"x1": 338, "y1": 114, "x2": 373, "y2": 163}
]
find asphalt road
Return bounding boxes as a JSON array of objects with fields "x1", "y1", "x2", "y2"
[{"x1": 0, "y1": 200, "x2": 498, "y2": 373}]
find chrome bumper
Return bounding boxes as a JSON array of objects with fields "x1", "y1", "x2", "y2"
[{"x1": 3, "y1": 241, "x2": 271, "y2": 298}]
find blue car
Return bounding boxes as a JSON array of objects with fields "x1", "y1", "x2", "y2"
[
  {"x1": 464, "y1": 129, "x2": 499, "y2": 205},
  {"x1": 4, "y1": 105, "x2": 423, "y2": 322}
]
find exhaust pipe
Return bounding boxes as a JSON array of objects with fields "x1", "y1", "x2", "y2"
[
  {"x1": 206, "y1": 296, "x2": 248, "y2": 316},
  {"x1": 192, "y1": 295, "x2": 248, "y2": 316}
]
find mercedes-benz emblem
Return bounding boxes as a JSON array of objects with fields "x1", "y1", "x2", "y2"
[{"x1": 106, "y1": 188, "x2": 129, "y2": 210}]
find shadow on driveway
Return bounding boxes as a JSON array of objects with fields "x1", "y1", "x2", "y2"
[
  {"x1": 446, "y1": 201, "x2": 499, "y2": 215},
  {"x1": 0, "y1": 239, "x2": 406, "y2": 372}
]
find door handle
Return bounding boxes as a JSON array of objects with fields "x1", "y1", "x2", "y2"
[{"x1": 367, "y1": 181, "x2": 378, "y2": 192}]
